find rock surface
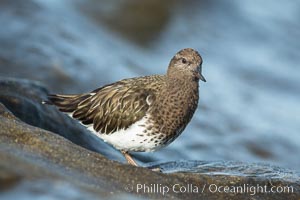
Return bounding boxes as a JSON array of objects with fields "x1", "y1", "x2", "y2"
[{"x1": 0, "y1": 78, "x2": 299, "y2": 199}]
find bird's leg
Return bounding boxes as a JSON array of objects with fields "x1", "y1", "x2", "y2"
[
  {"x1": 120, "y1": 150, "x2": 161, "y2": 172},
  {"x1": 121, "y1": 150, "x2": 138, "y2": 166}
]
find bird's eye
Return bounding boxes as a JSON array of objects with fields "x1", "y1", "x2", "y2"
[{"x1": 182, "y1": 58, "x2": 187, "y2": 64}]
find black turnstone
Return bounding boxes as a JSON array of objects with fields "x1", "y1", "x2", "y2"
[{"x1": 44, "y1": 48, "x2": 206, "y2": 167}]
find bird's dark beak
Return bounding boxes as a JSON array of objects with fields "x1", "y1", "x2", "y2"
[
  {"x1": 197, "y1": 65, "x2": 206, "y2": 82},
  {"x1": 199, "y1": 73, "x2": 206, "y2": 82}
]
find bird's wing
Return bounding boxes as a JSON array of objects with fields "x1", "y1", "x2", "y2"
[{"x1": 47, "y1": 78, "x2": 160, "y2": 134}]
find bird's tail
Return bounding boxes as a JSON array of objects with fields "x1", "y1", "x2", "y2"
[{"x1": 42, "y1": 94, "x2": 90, "y2": 113}]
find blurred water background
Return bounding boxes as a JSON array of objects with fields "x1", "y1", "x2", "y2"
[{"x1": 1, "y1": 0, "x2": 299, "y2": 170}]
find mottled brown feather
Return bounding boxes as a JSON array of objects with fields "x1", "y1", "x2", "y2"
[{"x1": 47, "y1": 75, "x2": 165, "y2": 134}]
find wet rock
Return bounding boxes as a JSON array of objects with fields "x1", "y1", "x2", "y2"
[
  {"x1": 0, "y1": 103, "x2": 124, "y2": 199},
  {"x1": 0, "y1": 81, "x2": 299, "y2": 199}
]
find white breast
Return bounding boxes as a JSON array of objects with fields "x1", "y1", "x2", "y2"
[{"x1": 86, "y1": 115, "x2": 162, "y2": 152}]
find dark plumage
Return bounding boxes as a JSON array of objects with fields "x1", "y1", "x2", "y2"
[{"x1": 44, "y1": 48, "x2": 206, "y2": 167}]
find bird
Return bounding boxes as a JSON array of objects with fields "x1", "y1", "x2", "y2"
[{"x1": 44, "y1": 48, "x2": 206, "y2": 168}]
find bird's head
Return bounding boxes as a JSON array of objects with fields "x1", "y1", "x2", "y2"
[{"x1": 167, "y1": 48, "x2": 206, "y2": 82}]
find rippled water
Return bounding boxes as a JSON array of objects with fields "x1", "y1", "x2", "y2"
[{"x1": 6, "y1": 0, "x2": 300, "y2": 170}]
